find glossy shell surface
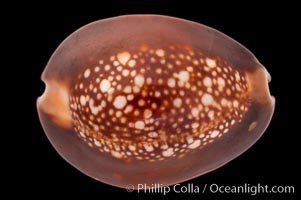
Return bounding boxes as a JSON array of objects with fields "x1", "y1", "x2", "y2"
[{"x1": 37, "y1": 15, "x2": 274, "y2": 188}]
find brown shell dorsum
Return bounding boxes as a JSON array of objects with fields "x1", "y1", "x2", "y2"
[{"x1": 37, "y1": 15, "x2": 274, "y2": 189}]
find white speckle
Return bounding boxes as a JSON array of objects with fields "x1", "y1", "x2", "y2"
[
  {"x1": 124, "y1": 105, "x2": 133, "y2": 113},
  {"x1": 187, "y1": 66, "x2": 193, "y2": 72},
  {"x1": 173, "y1": 98, "x2": 182, "y2": 108},
  {"x1": 178, "y1": 81, "x2": 185, "y2": 87},
  {"x1": 80, "y1": 95, "x2": 86, "y2": 106},
  {"x1": 134, "y1": 74, "x2": 145, "y2": 87},
  {"x1": 113, "y1": 60, "x2": 119, "y2": 66},
  {"x1": 167, "y1": 78, "x2": 176, "y2": 87},
  {"x1": 138, "y1": 99, "x2": 145, "y2": 106},
  {"x1": 208, "y1": 110, "x2": 215, "y2": 120},
  {"x1": 113, "y1": 95, "x2": 127, "y2": 109},
  {"x1": 115, "y1": 111, "x2": 122, "y2": 118},
  {"x1": 128, "y1": 145, "x2": 136, "y2": 151},
  {"x1": 206, "y1": 58, "x2": 216, "y2": 68},
  {"x1": 167, "y1": 63, "x2": 173, "y2": 69},
  {"x1": 146, "y1": 77, "x2": 152, "y2": 85},
  {"x1": 122, "y1": 69, "x2": 130, "y2": 77},
  {"x1": 203, "y1": 77, "x2": 212, "y2": 87},
  {"x1": 116, "y1": 75, "x2": 122, "y2": 81},
  {"x1": 233, "y1": 100, "x2": 239, "y2": 108},
  {"x1": 100, "y1": 79, "x2": 111, "y2": 93},
  {"x1": 193, "y1": 59, "x2": 199, "y2": 65},
  {"x1": 235, "y1": 83, "x2": 241, "y2": 91},
  {"x1": 117, "y1": 51, "x2": 131, "y2": 65},
  {"x1": 155, "y1": 91, "x2": 161, "y2": 97},
  {"x1": 123, "y1": 85, "x2": 132, "y2": 93},
  {"x1": 84, "y1": 69, "x2": 91, "y2": 78},
  {"x1": 104, "y1": 64, "x2": 111, "y2": 71},
  {"x1": 186, "y1": 136, "x2": 194, "y2": 144},
  {"x1": 191, "y1": 107, "x2": 199, "y2": 117},
  {"x1": 111, "y1": 151, "x2": 122, "y2": 158},
  {"x1": 109, "y1": 109, "x2": 114, "y2": 115},
  {"x1": 162, "y1": 148, "x2": 174, "y2": 157},
  {"x1": 132, "y1": 86, "x2": 140, "y2": 93},
  {"x1": 179, "y1": 90, "x2": 185, "y2": 96},
  {"x1": 128, "y1": 59, "x2": 136, "y2": 67},
  {"x1": 150, "y1": 57, "x2": 156, "y2": 63},
  {"x1": 156, "y1": 68, "x2": 162, "y2": 74},
  {"x1": 235, "y1": 72, "x2": 241, "y2": 81},
  {"x1": 127, "y1": 94, "x2": 134, "y2": 101},
  {"x1": 94, "y1": 67, "x2": 100, "y2": 72},
  {"x1": 135, "y1": 121, "x2": 145, "y2": 129},
  {"x1": 151, "y1": 103, "x2": 157, "y2": 109},
  {"x1": 210, "y1": 130, "x2": 220, "y2": 138},
  {"x1": 202, "y1": 93, "x2": 213, "y2": 105},
  {"x1": 221, "y1": 98, "x2": 228, "y2": 106},
  {"x1": 117, "y1": 66, "x2": 123, "y2": 71},
  {"x1": 161, "y1": 144, "x2": 168, "y2": 150},
  {"x1": 79, "y1": 131, "x2": 86, "y2": 138},
  {"x1": 148, "y1": 131, "x2": 158, "y2": 138},
  {"x1": 101, "y1": 100, "x2": 106, "y2": 107},
  {"x1": 155, "y1": 49, "x2": 165, "y2": 57},
  {"x1": 188, "y1": 139, "x2": 201, "y2": 149},
  {"x1": 217, "y1": 77, "x2": 225, "y2": 87},
  {"x1": 144, "y1": 109, "x2": 153, "y2": 118},
  {"x1": 144, "y1": 144, "x2": 154, "y2": 152},
  {"x1": 89, "y1": 99, "x2": 99, "y2": 115},
  {"x1": 130, "y1": 70, "x2": 136, "y2": 77},
  {"x1": 191, "y1": 122, "x2": 199, "y2": 129},
  {"x1": 178, "y1": 71, "x2": 190, "y2": 82},
  {"x1": 94, "y1": 140, "x2": 101, "y2": 147},
  {"x1": 93, "y1": 125, "x2": 99, "y2": 131}
]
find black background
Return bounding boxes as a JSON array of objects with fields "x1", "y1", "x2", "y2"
[{"x1": 16, "y1": 1, "x2": 299, "y2": 199}]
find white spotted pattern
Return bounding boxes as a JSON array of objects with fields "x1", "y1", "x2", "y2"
[{"x1": 70, "y1": 45, "x2": 249, "y2": 162}]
